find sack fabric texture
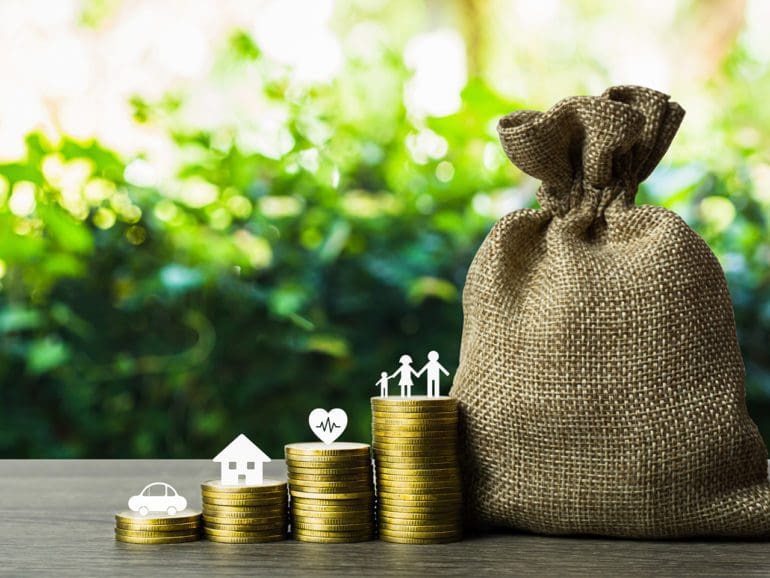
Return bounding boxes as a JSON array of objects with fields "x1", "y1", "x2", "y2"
[{"x1": 450, "y1": 85, "x2": 770, "y2": 538}]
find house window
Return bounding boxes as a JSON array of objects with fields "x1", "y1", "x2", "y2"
[
  {"x1": 229, "y1": 461, "x2": 237, "y2": 469},
  {"x1": 246, "y1": 462, "x2": 255, "y2": 470}
]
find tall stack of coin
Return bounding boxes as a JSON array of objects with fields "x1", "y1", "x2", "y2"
[
  {"x1": 201, "y1": 480, "x2": 288, "y2": 543},
  {"x1": 285, "y1": 442, "x2": 375, "y2": 543},
  {"x1": 371, "y1": 396, "x2": 463, "y2": 544},
  {"x1": 114, "y1": 510, "x2": 201, "y2": 544}
]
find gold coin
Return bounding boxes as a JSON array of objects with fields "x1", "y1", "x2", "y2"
[
  {"x1": 203, "y1": 502, "x2": 289, "y2": 518},
  {"x1": 115, "y1": 528, "x2": 200, "y2": 538},
  {"x1": 205, "y1": 533, "x2": 286, "y2": 543},
  {"x1": 379, "y1": 520, "x2": 460, "y2": 531},
  {"x1": 379, "y1": 533, "x2": 460, "y2": 545},
  {"x1": 376, "y1": 488, "x2": 461, "y2": 498},
  {"x1": 286, "y1": 461, "x2": 371, "y2": 470},
  {"x1": 200, "y1": 479, "x2": 286, "y2": 494},
  {"x1": 375, "y1": 464, "x2": 458, "y2": 472},
  {"x1": 201, "y1": 488, "x2": 286, "y2": 499},
  {"x1": 292, "y1": 532, "x2": 373, "y2": 543},
  {"x1": 116, "y1": 520, "x2": 200, "y2": 532},
  {"x1": 290, "y1": 489, "x2": 373, "y2": 500},
  {"x1": 291, "y1": 504, "x2": 374, "y2": 514},
  {"x1": 372, "y1": 428, "x2": 459, "y2": 436},
  {"x1": 371, "y1": 401, "x2": 457, "y2": 411},
  {"x1": 288, "y1": 486, "x2": 372, "y2": 496},
  {"x1": 293, "y1": 520, "x2": 374, "y2": 531},
  {"x1": 372, "y1": 411, "x2": 460, "y2": 420},
  {"x1": 285, "y1": 442, "x2": 371, "y2": 456},
  {"x1": 288, "y1": 471, "x2": 372, "y2": 481},
  {"x1": 115, "y1": 510, "x2": 201, "y2": 525},
  {"x1": 376, "y1": 467, "x2": 459, "y2": 474},
  {"x1": 291, "y1": 527, "x2": 375, "y2": 537},
  {"x1": 372, "y1": 450, "x2": 457, "y2": 459},
  {"x1": 291, "y1": 516, "x2": 375, "y2": 530},
  {"x1": 287, "y1": 460, "x2": 372, "y2": 478},
  {"x1": 377, "y1": 512, "x2": 463, "y2": 527},
  {"x1": 285, "y1": 453, "x2": 371, "y2": 463},
  {"x1": 376, "y1": 474, "x2": 460, "y2": 483},
  {"x1": 115, "y1": 533, "x2": 201, "y2": 544},
  {"x1": 377, "y1": 505, "x2": 462, "y2": 514},
  {"x1": 372, "y1": 413, "x2": 458, "y2": 419},
  {"x1": 291, "y1": 513, "x2": 374, "y2": 524},
  {"x1": 377, "y1": 492, "x2": 462, "y2": 502},
  {"x1": 375, "y1": 467, "x2": 460, "y2": 477},
  {"x1": 376, "y1": 476, "x2": 461, "y2": 486},
  {"x1": 204, "y1": 526, "x2": 288, "y2": 538},
  {"x1": 372, "y1": 447, "x2": 457, "y2": 456},
  {"x1": 372, "y1": 427, "x2": 458, "y2": 434},
  {"x1": 291, "y1": 512, "x2": 373, "y2": 523},
  {"x1": 371, "y1": 438, "x2": 456, "y2": 447},
  {"x1": 371, "y1": 411, "x2": 460, "y2": 420},
  {"x1": 202, "y1": 496, "x2": 288, "y2": 507},
  {"x1": 291, "y1": 491, "x2": 374, "y2": 507},
  {"x1": 372, "y1": 410, "x2": 460, "y2": 420},
  {"x1": 377, "y1": 502, "x2": 461, "y2": 513},
  {"x1": 289, "y1": 486, "x2": 372, "y2": 496},
  {"x1": 291, "y1": 503, "x2": 374, "y2": 514},
  {"x1": 374, "y1": 456, "x2": 458, "y2": 465},
  {"x1": 378, "y1": 527, "x2": 461, "y2": 539},
  {"x1": 203, "y1": 516, "x2": 285, "y2": 528},
  {"x1": 371, "y1": 438, "x2": 458, "y2": 447},
  {"x1": 371, "y1": 395, "x2": 457, "y2": 407},
  {"x1": 288, "y1": 478, "x2": 372, "y2": 488},
  {"x1": 377, "y1": 505, "x2": 460, "y2": 517},
  {"x1": 204, "y1": 520, "x2": 286, "y2": 532},
  {"x1": 377, "y1": 492, "x2": 463, "y2": 504}
]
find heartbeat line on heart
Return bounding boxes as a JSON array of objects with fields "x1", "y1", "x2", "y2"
[{"x1": 314, "y1": 417, "x2": 342, "y2": 433}]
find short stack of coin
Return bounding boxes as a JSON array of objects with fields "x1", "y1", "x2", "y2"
[
  {"x1": 371, "y1": 396, "x2": 463, "y2": 544},
  {"x1": 201, "y1": 479, "x2": 288, "y2": 543},
  {"x1": 114, "y1": 510, "x2": 201, "y2": 544},
  {"x1": 285, "y1": 442, "x2": 375, "y2": 543}
]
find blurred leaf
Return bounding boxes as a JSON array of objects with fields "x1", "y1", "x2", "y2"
[
  {"x1": 39, "y1": 207, "x2": 93, "y2": 254},
  {"x1": 407, "y1": 276, "x2": 458, "y2": 304},
  {"x1": 27, "y1": 337, "x2": 70, "y2": 375},
  {"x1": 0, "y1": 307, "x2": 43, "y2": 333}
]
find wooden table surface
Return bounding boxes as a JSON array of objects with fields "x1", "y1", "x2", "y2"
[{"x1": 1, "y1": 460, "x2": 769, "y2": 577}]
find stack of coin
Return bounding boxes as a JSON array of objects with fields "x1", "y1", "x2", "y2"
[
  {"x1": 371, "y1": 396, "x2": 463, "y2": 544},
  {"x1": 114, "y1": 510, "x2": 201, "y2": 544},
  {"x1": 201, "y1": 479, "x2": 288, "y2": 543},
  {"x1": 285, "y1": 442, "x2": 375, "y2": 543}
]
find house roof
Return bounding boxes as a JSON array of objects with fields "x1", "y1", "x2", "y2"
[{"x1": 213, "y1": 434, "x2": 270, "y2": 463}]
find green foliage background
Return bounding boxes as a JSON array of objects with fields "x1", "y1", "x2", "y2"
[{"x1": 1, "y1": 1, "x2": 769, "y2": 457}]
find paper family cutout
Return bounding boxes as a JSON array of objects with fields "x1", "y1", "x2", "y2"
[
  {"x1": 376, "y1": 351, "x2": 450, "y2": 398},
  {"x1": 309, "y1": 408, "x2": 348, "y2": 444},
  {"x1": 128, "y1": 482, "x2": 188, "y2": 516}
]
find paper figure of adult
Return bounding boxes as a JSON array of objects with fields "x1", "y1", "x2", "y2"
[
  {"x1": 417, "y1": 351, "x2": 450, "y2": 397},
  {"x1": 391, "y1": 354, "x2": 419, "y2": 397}
]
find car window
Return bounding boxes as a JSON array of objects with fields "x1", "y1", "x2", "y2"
[
  {"x1": 145, "y1": 484, "x2": 165, "y2": 496},
  {"x1": 167, "y1": 486, "x2": 176, "y2": 496}
]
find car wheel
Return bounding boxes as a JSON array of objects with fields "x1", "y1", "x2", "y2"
[
  {"x1": 167, "y1": 506, "x2": 177, "y2": 516},
  {"x1": 139, "y1": 506, "x2": 148, "y2": 516}
]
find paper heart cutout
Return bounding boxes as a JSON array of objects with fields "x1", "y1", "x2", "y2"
[{"x1": 308, "y1": 408, "x2": 348, "y2": 444}]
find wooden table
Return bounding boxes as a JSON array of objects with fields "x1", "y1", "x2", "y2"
[{"x1": 1, "y1": 460, "x2": 768, "y2": 577}]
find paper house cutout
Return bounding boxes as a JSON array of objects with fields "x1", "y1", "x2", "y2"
[{"x1": 213, "y1": 434, "x2": 271, "y2": 485}]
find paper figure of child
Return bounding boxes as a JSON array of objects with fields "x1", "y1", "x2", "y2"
[
  {"x1": 417, "y1": 351, "x2": 450, "y2": 397},
  {"x1": 392, "y1": 354, "x2": 419, "y2": 397},
  {"x1": 376, "y1": 371, "x2": 391, "y2": 397}
]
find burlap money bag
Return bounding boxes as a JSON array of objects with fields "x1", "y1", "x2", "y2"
[{"x1": 450, "y1": 85, "x2": 770, "y2": 538}]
